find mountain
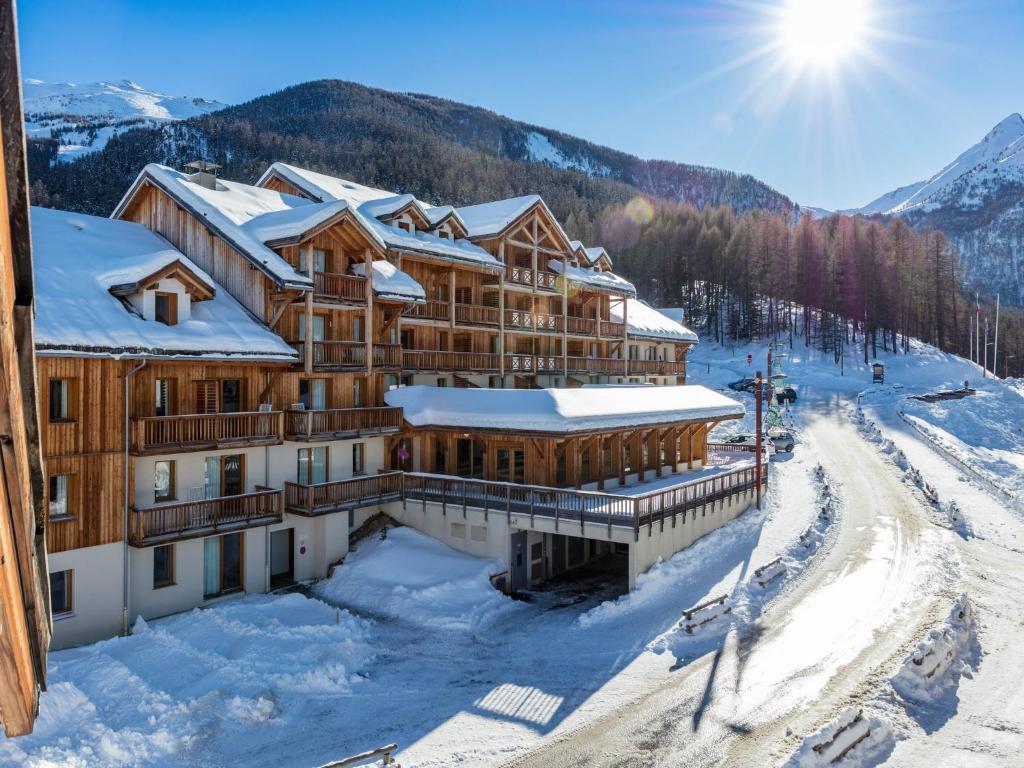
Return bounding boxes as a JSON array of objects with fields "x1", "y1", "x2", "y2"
[
  {"x1": 23, "y1": 79, "x2": 228, "y2": 162},
  {"x1": 26, "y1": 79, "x2": 794, "y2": 219},
  {"x1": 845, "y1": 113, "x2": 1024, "y2": 305}
]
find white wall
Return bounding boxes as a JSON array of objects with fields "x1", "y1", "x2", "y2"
[{"x1": 49, "y1": 542, "x2": 124, "y2": 649}]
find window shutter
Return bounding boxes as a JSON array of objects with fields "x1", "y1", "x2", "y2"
[{"x1": 195, "y1": 381, "x2": 217, "y2": 414}]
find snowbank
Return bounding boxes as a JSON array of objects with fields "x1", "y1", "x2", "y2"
[
  {"x1": 891, "y1": 594, "x2": 977, "y2": 705},
  {"x1": 787, "y1": 707, "x2": 894, "y2": 767},
  {"x1": 314, "y1": 527, "x2": 514, "y2": 631}
]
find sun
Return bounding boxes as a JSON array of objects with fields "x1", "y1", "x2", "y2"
[{"x1": 777, "y1": 0, "x2": 871, "y2": 69}]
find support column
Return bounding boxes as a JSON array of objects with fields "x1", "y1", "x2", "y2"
[
  {"x1": 303, "y1": 284, "x2": 314, "y2": 376},
  {"x1": 364, "y1": 248, "x2": 374, "y2": 375},
  {"x1": 498, "y1": 241, "x2": 506, "y2": 381},
  {"x1": 561, "y1": 255, "x2": 568, "y2": 380}
]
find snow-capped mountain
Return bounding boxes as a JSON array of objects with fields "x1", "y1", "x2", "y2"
[
  {"x1": 844, "y1": 114, "x2": 1024, "y2": 305},
  {"x1": 23, "y1": 79, "x2": 227, "y2": 162}
]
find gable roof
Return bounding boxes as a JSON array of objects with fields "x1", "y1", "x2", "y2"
[
  {"x1": 257, "y1": 162, "x2": 501, "y2": 271},
  {"x1": 548, "y1": 259, "x2": 636, "y2": 296},
  {"x1": 31, "y1": 207, "x2": 297, "y2": 361},
  {"x1": 385, "y1": 384, "x2": 742, "y2": 434},
  {"x1": 455, "y1": 195, "x2": 574, "y2": 252},
  {"x1": 615, "y1": 299, "x2": 699, "y2": 343},
  {"x1": 350, "y1": 260, "x2": 426, "y2": 304},
  {"x1": 240, "y1": 199, "x2": 382, "y2": 249},
  {"x1": 106, "y1": 258, "x2": 215, "y2": 301}
]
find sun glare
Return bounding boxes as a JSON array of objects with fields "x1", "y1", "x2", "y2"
[{"x1": 778, "y1": 0, "x2": 870, "y2": 69}]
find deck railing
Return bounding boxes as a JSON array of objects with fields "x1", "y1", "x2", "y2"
[
  {"x1": 131, "y1": 411, "x2": 283, "y2": 454},
  {"x1": 405, "y1": 300, "x2": 450, "y2": 321},
  {"x1": 286, "y1": 407, "x2": 403, "y2": 440},
  {"x1": 290, "y1": 341, "x2": 401, "y2": 369},
  {"x1": 506, "y1": 265, "x2": 559, "y2": 290},
  {"x1": 454, "y1": 303, "x2": 500, "y2": 327},
  {"x1": 129, "y1": 489, "x2": 282, "y2": 545},
  {"x1": 285, "y1": 472, "x2": 404, "y2": 516},
  {"x1": 600, "y1": 320, "x2": 626, "y2": 337},
  {"x1": 566, "y1": 316, "x2": 597, "y2": 335},
  {"x1": 313, "y1": 271, "x2": 366, "y2": 302},
  {"x1": 403, "y1": 349, "x2": 500, "y2": 372}
]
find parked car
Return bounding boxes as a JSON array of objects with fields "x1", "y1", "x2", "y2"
[
  {"x1": 768, "y1": 429, "x2": 796, "y2": 452},
  {"x1": 728, "y1": 377, "x2": 756, "y2": 392},
  {"x1": 775, "y1": 385, "x2": 797, "y2": 404},
  {"x1": 724, "y1": 433, "x2": 777, "y2": 454}
]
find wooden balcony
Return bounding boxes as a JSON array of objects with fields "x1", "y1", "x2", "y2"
[
  {"x1": 504, "y1": 309, "x2": 563, "y2": 333},
  {"x1": 566, "y1": 316, "x2": 597, "y2": 336},
  {"x1": 403, "y1": 349, "x2": 500, "y2": 372},
  {"x1": 313, "y1": 271, "x2": 366, "y2": 303},
  {"x1": 505, "y1": 264, "x2": 559, "y2": 291},
  {"x1": 628, "y1": 359, "x2": 687, "y2": 376},
  {"x1": 454, "y1": 303, "x2": 500, "y2": 327},
  {"x1": 286, "y1": 407, "x2": 404, "y2": 441},
  {"x1": 290, "y1": 341, "x2": 401, "y2": 369},
  {"x1": 600, "y1": 319, "x2": 626, "y2": 337},
  {"x1": 284, "y1": 471, "x2": 404, "y2": 516},
  {"x1": 131, "y1": 411, "x2": 284, "y2": 455},
  {"x1": 129, "y1": 489, "x2": 283, "y2": 546},
  {"x1": 405, "y1": 300, "x2": 450, "y2": 322},
  {"x1": 564, "y1": 356, "x2": 627, "y2": 375}
]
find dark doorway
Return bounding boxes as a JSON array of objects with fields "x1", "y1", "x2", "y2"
[
  {"x1": 510, "y1": 531, "x2": 529, "y2": 591},
  {"x1": 270, "y1": 528, "x2": 294, "y2": 588}
]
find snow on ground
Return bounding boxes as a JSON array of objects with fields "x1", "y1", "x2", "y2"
[{"x1": 314, "y1": 526, "x2": 515, "y2": 631}]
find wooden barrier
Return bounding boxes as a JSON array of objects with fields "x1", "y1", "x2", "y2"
[{"x1": 316, "y1": 743, "x2": 400, "y2": 768}]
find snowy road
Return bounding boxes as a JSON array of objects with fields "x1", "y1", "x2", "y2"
[{"x1": 506, "y1": 395, "x2": 953, "y2": 767}]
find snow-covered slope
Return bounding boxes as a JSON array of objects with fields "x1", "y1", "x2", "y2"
[
  {"x1": 23, "y1": 79, "x2": 227, "y2": 161},
  {"x1": 844, "y1": 114, "x2": 1024, "y2": 304}
]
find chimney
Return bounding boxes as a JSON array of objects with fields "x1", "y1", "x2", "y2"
[{"x1": 184, "y1": 160, "x2": 222, "y2": 190}]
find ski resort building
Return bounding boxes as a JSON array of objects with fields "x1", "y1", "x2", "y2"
[{"x1": 34, "y1": 162, "x2": 759, "y2": 648}]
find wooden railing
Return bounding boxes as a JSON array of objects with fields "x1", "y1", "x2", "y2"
[
  {"x1": 405, "y1": 300, "x2": 450, "y2": 321},
  {"x1": 454, "y1": 303, "x2": 500, "y2": 326},
  {"x1": 285, "y1": 472, "x2": 404, "y2": 516},
  {"x1": 627, "y1": 359, "x2": 687, "y2": 376},
  {"x1": 129, "y1": 489, "x2": 282, "y2": 545},
  {"x1": 600, "y1": 320, "x2": 626, "y2": 337},
  {"x1": 290, "y1": 342, "x2": 401, "y2": 369},
  {"x1": 401, "y1": 463, "x2": 764, "y2": 539},
  {"x1": 504, "y1": 308, "x2": 534, "y2": 331},
  {"x1": 588, "y1": 357, "x2": 627, "y2": 374},
  {"x1": 505, "y1": 353, "x2": 535, "y2": 373},
  {"x1": 286, "y1": 407, "x2": 404, "y2": 440},
  {"x1": 566, "y1": 316, "x2": 597, "y2": 335},
  {"x1": 313, "y1": 271, "x2": 366, "y2": 302},
  {"x1": 533, "y1": 312, "x2": 562, "y2": 333},
  {"x1": 505, "y1": 265, "x2": 559, "y2": 290},
  {"x1": 403, "y1": 350, "x2": 500, "y2": 372},
  {"x1": 131, "y1": 411, "x2": 283, "y2": 454}
]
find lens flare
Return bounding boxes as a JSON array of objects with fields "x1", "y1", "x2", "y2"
[
  {"x1": 778, "y1": 0, "x2": 870, "y2": 69},
  {"x1": 626, "y1": 196, "x2": 655, "y2": 225}
]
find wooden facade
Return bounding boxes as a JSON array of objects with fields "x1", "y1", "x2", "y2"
[{"x1": 0, "y1": 0, "x2": 50, "y2": 734}]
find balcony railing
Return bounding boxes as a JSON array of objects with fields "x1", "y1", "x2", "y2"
[
  {"x1": 286, "y1": 407, "x2": 404, "y2": 440},
  {"x1": 403, "y1": 350, "x2": 500, "y2": 372},
  {"x1": 129, "y1": 489, "x2": 283, "y2": 546},
  {"x1": 504, "y1": 308, "x2": 533, "y2": 331},
  {"x1": 284, "y1": 472, "x2": 404, "y2": 516},
  {"x1": 505, "y1": 353, "x2": 535, "y2": 373},
  {"x1": 628, "y1": 359, "x2": 687, "y2": 376},
  {"x1": 405, "y1": 300, "x2": 450, "y2": 322},
  {"x1": 290, "y1": 341, "x2": 401, "y2": 369},
  {"x1": 313, "y1": 271, "x2": 366, "y2": 302},
  {"x1": 505, "y1": 265, "x2": 559, "y2": 291},
  {"x1": 600, "y1": 320, "x2": 626, "y2": 337},
  {"x1": 131, "y1": 411, "x2": 284, "y2": 455},
  {"x1": 454, "y1": 303, "x2": 500, "y2": 327},
  {"x1": 566, "y1": 316, "x2": 597, "y2": 336}
]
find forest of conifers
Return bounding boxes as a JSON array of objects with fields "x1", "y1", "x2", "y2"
[{"x1": 564, "y1": 200, "x2": 1024, "y2": 377}]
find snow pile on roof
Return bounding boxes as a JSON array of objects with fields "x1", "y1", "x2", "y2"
[
  {"x1": 314, "y1": 526, "x2": 514, "y2": 631},
  {"x1": 585, "y1": 246, "x2": 611, "y2": 265},
  {"x1": 240, "y1": 199, "x2": 355, "y2": 246},
  {"x1": 0, "y1": 593, "x2": 374, "y2": 767},
  {"x1": 115, "y1": 164, "x2": 315, "y2": 289},
  {"x1": 260, "y1": 162, "x2": 501, "y2": 270},
  {"x1": 613, "y1": 299, "x2": 698, "y2": 343},
  {"x1": 548, "y1": 259, "x2": 636, "y2": 296},
  {"x1": 385, "y1": 384, "x2": 743, "y2": 433},
  {"x1": 31, "y1": 207, "x2": 297, "y2": 361},
  {"x1": 456, "y1": 195, "x2": 541, "y2": 238},
  {"x1": 350, "y1": 260, "x2": 426, "y2": 303}
]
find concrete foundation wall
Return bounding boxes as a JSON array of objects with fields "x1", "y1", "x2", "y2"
[{"x1": 48, "y1": 542, "x2": 124, "y2": 650}]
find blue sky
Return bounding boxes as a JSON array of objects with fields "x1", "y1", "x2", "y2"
[{"x1": 17, "y1": 0, "x2": 1024, "y2": 210}]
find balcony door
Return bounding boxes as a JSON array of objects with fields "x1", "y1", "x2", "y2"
[
  {"x1": 204, "y1": 454, "x2": 245, "y2": 499},
  {"x1": 203, "y1": 532, "x2": 243, "y2": 599},
  {"x1": 496, "y1": 448, "x2": 525, "y2": 484},
  {"x1": 195, "y1": 380, "x2": 242, "y2": 414}
]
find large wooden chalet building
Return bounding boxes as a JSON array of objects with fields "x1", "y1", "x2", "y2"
[{"x1": 33, "y1": 162, "x2": 757, "y2": 648}]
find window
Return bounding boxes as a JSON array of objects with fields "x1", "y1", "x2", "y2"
[
  {"x1": 297, "y1": 314, "x2": 325, "y2": 342},
  {"x1": 496, "y1": 449, "x2": 524, "y2": 484},
  {"x1": 154, "y1": 378, "x2": 175, "y2": 417},
  {"x1": 220, "y1": 380, "x2": 242, "y2": 413},
  {"x1": 455, "y1": 286, "x2": 473, "y2": 305},
  {"x1": 299, "y1": 379, "x2": 326, "y2": 410},
  {"x1": 352, "y1": 443, "x2": 365, "y2": 475},
  {"x1": 50, "y1": 569, "x2": 72, "y2": 615},
  {"x1": 456, "y1": 439, "x2": 483, "y2": 479},
  {"x1": 154, "y1": 461, "x2": 176, "y2": 503},
  {"x1": 298, "y1": 446, "x2": 329, "y2": 484},
  {"x1": 299, "y1": 248, "x2": 328, "y2": 276},
  {"x1": 153, "y1": 544, "x2": 174, "y2": 588},
  {"x1": 353, "y1": 378, "x2": 363, "y2": 408},
  {"x1": 203, "y1": 532, "x2": 243, "y2": 599},
  {"x1": 436, "y1": 377, "x2": 447, "y2": 388},
  {"x1": 204, "y1": 454, "x2": 244, "y2": 498},
  {"x1": 154, "y1": 292, "x2": 178, "y2": 325},
  {"x1": 48, "y1": 474, "x2": 71, "y2": 519},
  {"x1": 48, "y1": 379, "x2": 72, "y2": 422},
  {"x1": 433, "y1": 439, "x2": 447, "y2": 473},
  {"x1": 352, "y1": 316, "x2": 364, "y2": 343}
]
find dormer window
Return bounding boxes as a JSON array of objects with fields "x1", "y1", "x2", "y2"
[
  {"x1": 436, "y1": 225, "x2": 452, "y2": 240},
  {"x1": 154, "y1": 292, "x2": 178, "y2": 326}
]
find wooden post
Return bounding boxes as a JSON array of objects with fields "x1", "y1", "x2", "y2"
[
  {"x1": 622, "y1": 297, "x2": 629, "y2": 378},
  {"x1": 597, "y1": 435, "x2": 606, "y2": 491},
  {"x1": 365, "y1": 248, "x2": 374, "y2": 375},
  {"x1": 561, "y1": 255, "x2": 568, "y2": 380},
  {"x1": 498, "y1": 241, "x2": 506, "y2": 381},
  {"x1": 616, "y1": 433, "x2": 625, "y2": 486},
  {"x1": 303, "y1": 286, "x2": 314, "y2": 375},
  {"x1": 755, "y1": 371, "x2": 763, "y2": 510}
]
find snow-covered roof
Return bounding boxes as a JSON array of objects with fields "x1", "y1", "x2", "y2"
[
  {"x1": 31, "y1": 207, "x2": 298, "y2": 361},
  {"x1": 548, "y1": 259, "x2": 636, "y2": 296},
  {"x1": 422, "y1": 204, "x2": 466, "y2": 232},
  {"x1": 385, "y1": 384, "x2": 742, "y2": 433},
  {"x1": 258, "y1": 163, "x2": 502, "y2": 271},
  {"x1": 614, "y1": 299, "x2": 698, "y2": 343},
  {"x1": 350, "y1": 260, "x2": 426, "y2": 304},
  {"x1": 585, "y1": 246, "x2": 612, "y2": 266},
  {"x1": 240, "y1": 199, "x2": 365, "y2": 247}
]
